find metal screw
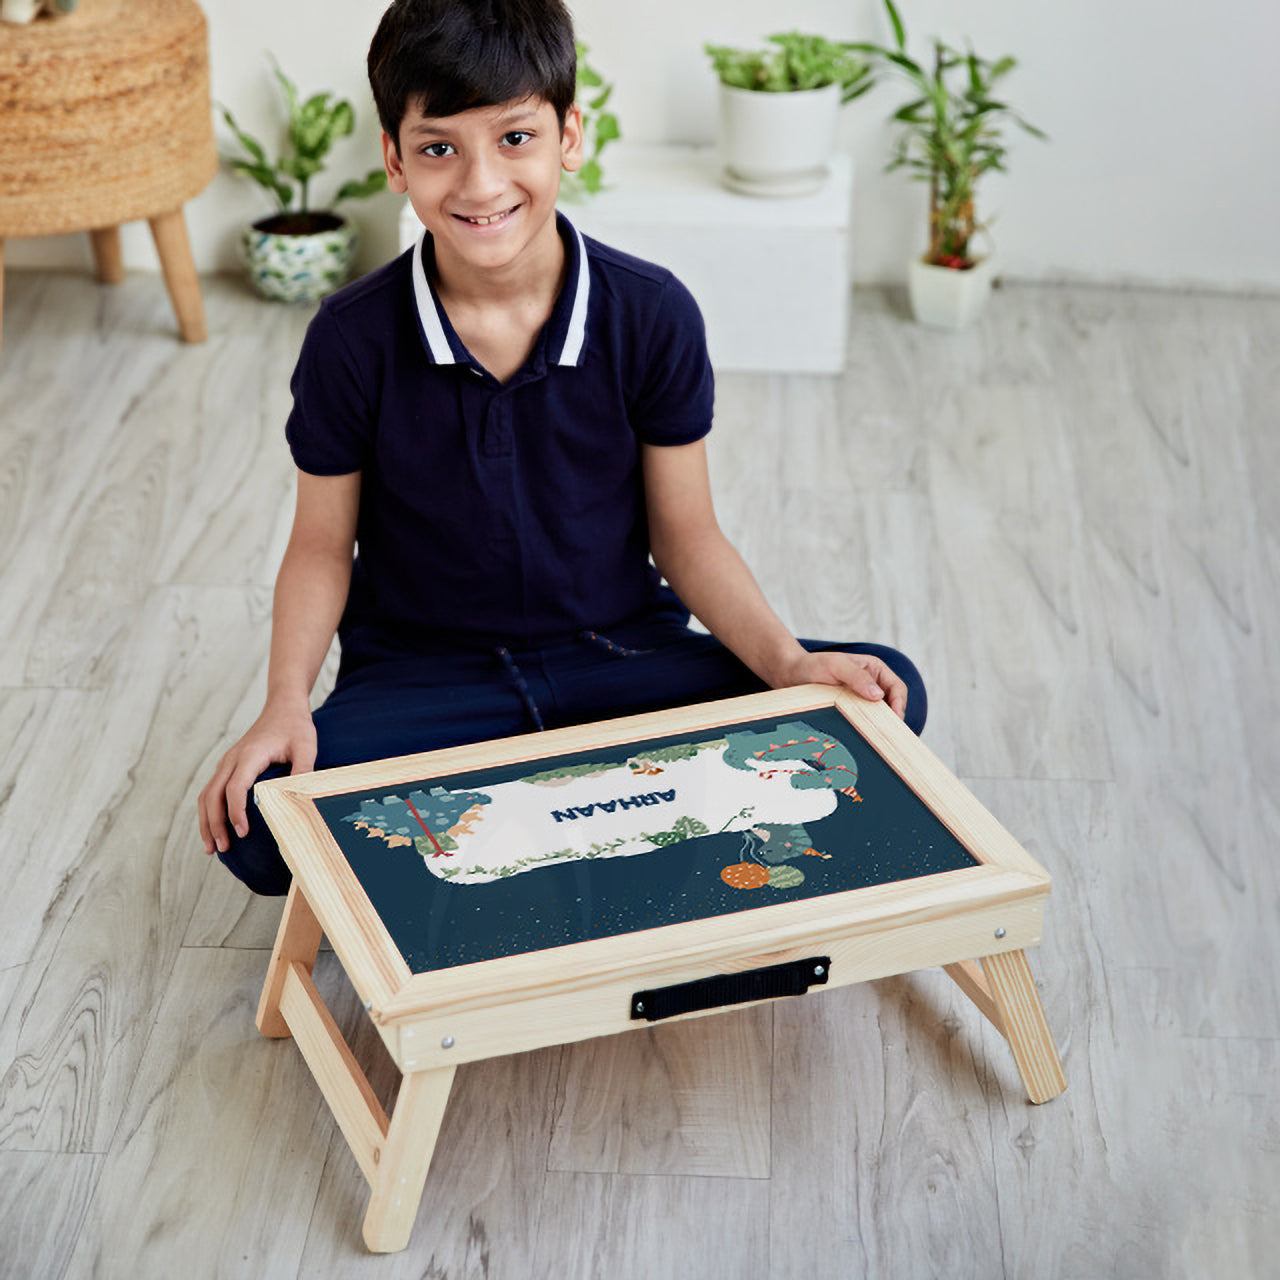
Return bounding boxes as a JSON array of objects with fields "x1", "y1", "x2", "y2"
[
  {"x1": 635, "y1": 1001, "x2": 644, "y2": 1014},
  {"x1": 994, "y1": 927, "x2": 1006, "y2": 939},
  {"x1": 814, "y1": 965, "x2": 825, "y2": 977},
  {"x1": 441, "y1": 1035, "x2": 455, "y2": 1049}
]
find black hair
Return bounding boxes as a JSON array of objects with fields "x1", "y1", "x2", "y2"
[{"x1": 368, "y1": 0, "x2": 577, "y2": 152}]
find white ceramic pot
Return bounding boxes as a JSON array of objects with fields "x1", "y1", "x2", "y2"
[
  {"x1": 907, "y1": 255, "x2": 996, "y2": 330},
  {"x1": 240, "y1": 213, "x2": 357, "y2": 304},
  {"x1": 716, "y1": 82, "x2": 840, "y2": 197}
]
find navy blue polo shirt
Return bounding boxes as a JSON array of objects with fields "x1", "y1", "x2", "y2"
[{"x1": 284, "y1": 213, "x2": 714, "y2": 650}]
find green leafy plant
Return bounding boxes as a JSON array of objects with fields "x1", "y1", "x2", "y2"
[
  {"x1": 704, "y1": 32, "x2": 873, "y2": 102},
  {"x1": 562, "y1": 39, "x2": 621, "y2": 198},
  {"x1": 219, "y1": 59, "x2": 387, "y2": 232},
  {"x1": 850, "y1": 0, "x2": 1044, "y2": 268}
]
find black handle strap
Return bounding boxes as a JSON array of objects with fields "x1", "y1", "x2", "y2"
[{"x1": 630, "y1": 956, "x2": 831, "y2": 1023}]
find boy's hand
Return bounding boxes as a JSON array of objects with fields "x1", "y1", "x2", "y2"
[
  {"x1": 774, "y1": 649, "x2": 908, "y2": 720},
  {"x1": 197, "y1": 699, "x2": 318, "y2": 856}
]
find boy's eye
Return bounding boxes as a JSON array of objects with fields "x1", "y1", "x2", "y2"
[
  {"x1": 422, "y1": 142, "x2": 454, "y2": 158},
  {"x1": 502, "y1": 131, "x2": 533, "y2": 147}
]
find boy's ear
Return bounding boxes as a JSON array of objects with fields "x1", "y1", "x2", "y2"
[
  {"x1": 559, "y1": 105, "x2": 584, "y2": 174},
  {"x1": 382, "y1": 131, "x2": 408, "y2": 194}
]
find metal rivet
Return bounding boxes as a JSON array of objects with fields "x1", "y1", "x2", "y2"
[
  {"x1": 441, "y1": 1035, "x2": 456, "y2": 1049},
  {"x1": 635, "y1": 1001, "x2": 644, "y2": 1013},
  {"x1": 814, "y1": 965, "x2": 825, "y2": 977},
  {"x1": 994, "y1": 927, "x2": 1007, "y2": 939}
]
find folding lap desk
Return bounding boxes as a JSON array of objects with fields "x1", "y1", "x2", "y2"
[{"x1": 255, "y1": 685, "x2": 1067, "y2": 1253}]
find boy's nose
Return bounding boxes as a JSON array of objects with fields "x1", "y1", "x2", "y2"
[{"x1": 457, "y1": 153, "x2": 507, "y2": 206}]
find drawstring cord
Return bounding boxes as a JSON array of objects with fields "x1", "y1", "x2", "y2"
[
  {"x1": 495, "y1": 646, "x2": 545, "y2": 731},
  {"x1": 577, "y1": 629, "x2": 652, "y2": 658},
  {"x1": 495, "y1": 631, "x2": 653, "y2": 732}
]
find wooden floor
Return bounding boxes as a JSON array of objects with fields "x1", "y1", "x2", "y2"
[{"x1": 1, "y1": 267, "x2": 1276, "y2": 1279}]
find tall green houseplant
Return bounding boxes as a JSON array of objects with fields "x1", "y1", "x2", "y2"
[{"x1": 853, "y1": 0, "x2": 1044, "y2": 267}]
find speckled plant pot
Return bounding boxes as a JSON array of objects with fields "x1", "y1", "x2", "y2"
[{"x1": 240, "y1": 213, "x2": 357, "y2": 303}]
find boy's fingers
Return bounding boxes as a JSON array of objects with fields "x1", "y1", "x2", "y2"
[{"x1": 226, "y1": 769, "x2": 254, "y2": 839}]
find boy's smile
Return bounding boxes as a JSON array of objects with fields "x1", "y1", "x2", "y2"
[{"x1": 384, "y1": 97, "x2": 583, "y2": 289}]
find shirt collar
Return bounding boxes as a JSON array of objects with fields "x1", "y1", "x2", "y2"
[{"x1": 410, "y1": 211, "x2": 591, "y2": 370}]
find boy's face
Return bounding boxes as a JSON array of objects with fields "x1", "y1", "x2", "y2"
[{"x1": 384, "y1": 95, "x2": 583, "y2": 280}]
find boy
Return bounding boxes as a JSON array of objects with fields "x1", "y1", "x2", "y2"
[{"x1": 198, "y1": 0, "x2": 926, "y2": 895}]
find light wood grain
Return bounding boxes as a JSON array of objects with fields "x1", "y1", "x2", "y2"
[
  {"x1": 548, "y1": 1004, "x2": 773, "y2": 1177},
  {"x1": 533, "y1": 1171, "x2": 771, "y2": 1280},
  {"x1": 60, "y1": 949, "x2": 337, "y2": 1280},
  {"x1": 0, "y1": 1151, "x2": 104, "y2": 1280},
  {"x1": 2, "y1": 268, "x2": 1278, "y2": 1274}
]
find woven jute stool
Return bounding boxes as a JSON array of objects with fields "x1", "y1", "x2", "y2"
[{"x1": 0, "y1": 0, "x2": 217, "y2": 355}]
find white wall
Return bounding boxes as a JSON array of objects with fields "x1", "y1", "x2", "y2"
[{"x1": 8, "y1": 0, "x2": 1277, "y2": 290}]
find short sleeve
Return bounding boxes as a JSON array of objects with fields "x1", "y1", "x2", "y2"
[
  {"x1": 284, "y1": 303, "x2": 373, "y2": 475},
  {"x1": 629, "y1": 273, "x2": 715, "y2": 446}
]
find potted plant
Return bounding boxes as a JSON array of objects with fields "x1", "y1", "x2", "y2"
[
  {"x1": 851, "y1": 0, "x2": 1045, "y2": 328},
  {"x1": 559, "y1": 40, "x2": 621, "y2": 200},
  {"x1": 704, "y1": 32, "x2": 873, "y2": 197},
  {"x1": 219, "y1": 60, "x2": 387, "y2": 303}
]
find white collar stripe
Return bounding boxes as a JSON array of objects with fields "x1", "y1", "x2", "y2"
[
  {"x1": 411, "y1": 229, "x2": 455, "y2": 364},
  {"x1": 555, "y1": 222, "x2": 590, "y2": 367}
]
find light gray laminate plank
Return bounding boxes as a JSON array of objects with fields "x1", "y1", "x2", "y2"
[
  {"x1": 0, "y1": 688, "x2": 130, "y2": 971},
  {"x1": 149, "y1": 282, "x2": 311, "y2": 589},
  {"x1": 0, "y1": 587, "x2": 274, "y2": 1153},
  {"x1": 533, "y1": 1170, "x2": 770, "y2": 1280},
  {"x1": 62, "y1": 947, "x2": 333, "y2": 1280},
  {"x1": 300, "y1": 958, "x2": 562, "y2": 1272},
  {"x1": 182, "y1": 873, "x2": 295, "y2": 952},
  {"x1": 974, "y1": 779, "x2": 1180, "y2": 1278},
  {"x1": 767, "y1": 976, "x2": 1002, "y2": 1280},
  {"x1": 0, "y1": 1151, "x2": 104, "y2": 1280},
  {"x1": 0, "y1": 963, "x2": 22, "y2": 1102},
  {"x1": 1161, "y1": 1035, "x2": 1280, "y2": 1279},
  {"x1": 928, "y1": 385, "x2": 1110, "y2": 782},
  {"x1": 547, "y1": 1004, "x2": 772, "y2": 1178}
]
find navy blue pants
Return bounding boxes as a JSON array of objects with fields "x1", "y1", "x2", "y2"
[{"x1": 218, "y1": 615, "x2": 927, "y2": 895}]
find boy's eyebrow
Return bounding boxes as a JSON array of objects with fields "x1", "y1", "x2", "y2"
[{"x1": 405, "y1": 105, "x2": 542, "y2": 136}]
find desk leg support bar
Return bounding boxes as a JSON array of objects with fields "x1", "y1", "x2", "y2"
[
  {"x1": 257, "y1": 880, "x2": 323, "y2": 1038},
  {"x1": 945, "y1": 950, "x2": 1066, "y2": 1105},
  {"x1": 258, "y1": 884, "x2": 456, "y2": 1252}
]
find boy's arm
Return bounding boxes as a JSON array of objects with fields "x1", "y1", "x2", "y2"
[
  {"x1": 643, "y1": 440, "x2": 907, "y2": 717},
  {"x1": 198, "y1": 468, "x2": 361, "y2": 855}
]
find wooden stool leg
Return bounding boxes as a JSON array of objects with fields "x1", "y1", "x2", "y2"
[
  {"x1": 147, "y1": 208, "x2": 207, "y2": 343},
  {"x1": 363, "y1": 1064, "x2": 457, "y2": 1253},
  {"x1": 257, "y1": 880, "x2": 323, "y2": 1038},
  {"x1": 89, "y1": 226, "x2": 125, "y2": 284},
  {"x1": 977, "y1": 949, "x2": 1067, "y2": 1104}
]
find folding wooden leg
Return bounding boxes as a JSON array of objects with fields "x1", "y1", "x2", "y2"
[
  {"x1": 257, "y1": 880, "x2": 323, "y2": 1038},
  {"x1": 147, "y1": 207, "x2": 207, "y2": 343},
  {"x1": 362, "y1": 1063, "x2": 457, "y2": 1253},
  {"x1": 945, "y1": 949, "x2": 1066, "y2": 1104},
  {"x1": 89, "y1": 226, "x2": 125, "y2": 284}
]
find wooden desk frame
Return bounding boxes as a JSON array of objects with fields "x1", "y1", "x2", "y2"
[{"x1": 255, "y1": 685, "x2": 1066, "y2": 1253}]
